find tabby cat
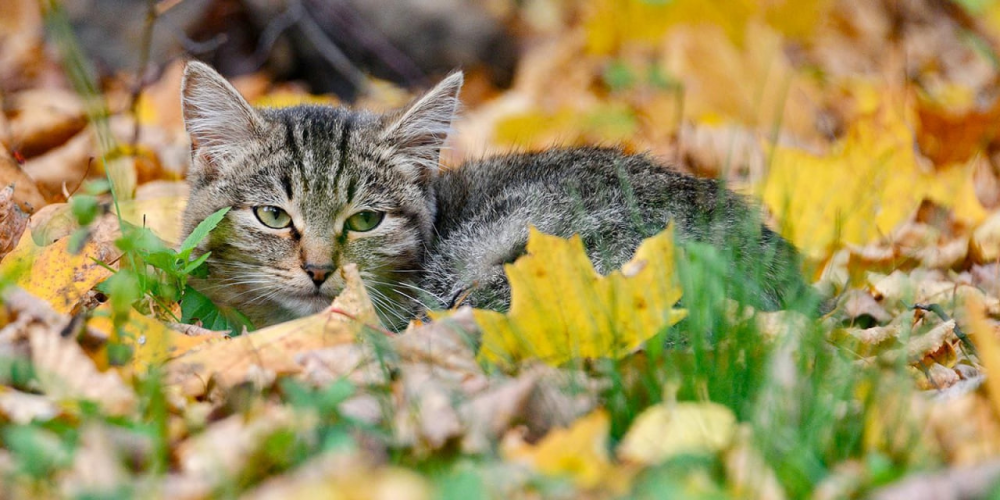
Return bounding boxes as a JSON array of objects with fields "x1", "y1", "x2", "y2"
[{"x1": 180, "y1": 61, "x2": 806, "y2": 331}]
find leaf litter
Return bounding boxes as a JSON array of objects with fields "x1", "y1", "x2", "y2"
[{"x1": 4, "y1": 0, "x2": 1000, "y2": 498}]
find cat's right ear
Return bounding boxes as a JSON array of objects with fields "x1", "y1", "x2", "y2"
[
  {"x1": 379, "y1": 71, "x2": 463, "y2": 182},
  {"x1": 181, "y1": 61, "x2": 265, "y2": 174}
]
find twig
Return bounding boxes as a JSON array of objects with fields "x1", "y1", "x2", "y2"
[
  {"x1": 293, "y1": 1, "x2": 368, "y2": 93},
  {"x1": 306, "y1": 0, "x2": 425, "y2": 87},
  {"x1": 251, "y1": 0, "x2": 303, "y2": 70},
  {"x1": 130, "y1": 0, "x2": 159, "y2": 148}
]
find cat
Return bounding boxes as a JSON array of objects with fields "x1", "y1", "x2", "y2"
[{"x1": 180, "y1": 61, "x2": 808, "y2": 331}]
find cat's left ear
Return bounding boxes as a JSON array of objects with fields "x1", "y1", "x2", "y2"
[{"x1": 380, "y1": 71, "x2": 463, "y2": 180}]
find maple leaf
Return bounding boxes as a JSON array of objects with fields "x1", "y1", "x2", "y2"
[
  {"x1": 474, "y1": 225, "x2": 687, "y2": 368},
  {"x1": 761, "y1": 83, "x2": 987, "y2": 260}
]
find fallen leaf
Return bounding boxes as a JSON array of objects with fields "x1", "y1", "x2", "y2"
[
  {"x1": 0, "y1": 226, "x2": 116, "y2": 314},
  {"x1": 617, "y1": 401, "x2": 737, "y2": 465},
  {"x1": 0, "y1": 147, "x2": 45, "y2": 211},
  {"x1": 763, "y1": 84, "x2": 987, "y2": 259},
  {"x1": 0, "y1": 185, "x2": 28, "y2": 260},
  {"x1": 965, "y1": 292, "x2": 1000, "y2": 420},
  {"x1": 243, "y1": 452, "x2": 431, "y2": 500},
  {"x1": 475, "y1": 225, "x2": 687, "y2": 368},
  {"x1": 166, "y1": 264, "x2": 378, "y2": 396},
  {"x1": 5, "y1": 88, "x2": 85, "y2": 158},
  {"x1": 0, "y1": 387, "x2": 58, "y2": 424},
  {"x1": 502, "y1": 409, "x2": 616, "y2": 489}
]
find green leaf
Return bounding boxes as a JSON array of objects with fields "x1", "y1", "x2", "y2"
[
  {"x1": 180, "y1": 285, "x2": 253, "y2": 335},
  {"x1": 69, "y1": 194, "x2": 100, "y2": 226},
  {"x1": 180, "y1": 207, "x2": 230, "y2": 256},
  {"x1": 183, "y1": 251, "x2": 211, "y2": 276}
]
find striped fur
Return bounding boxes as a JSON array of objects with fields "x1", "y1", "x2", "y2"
[{"x1": 180, "y1": 62, "x2": 807, "y2": 330}]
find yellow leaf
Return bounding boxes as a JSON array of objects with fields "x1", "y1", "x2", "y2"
[
  {"x1": 87, "y1": 305, "x2": 224, "y2": 375},
  {"x1": 762, "y1": 84, "x2": 987, "y2": 259},
  {"x1": 474, "y1": 225, "x2": 687, "y2": 368},
  {"x1": 965, "y1": 293, "x2": 1000, "y2": 420},
  {"x1": 584, "y1": 0, "x2": 830, "y2": 54},
  {"x1": 252, "y1": 92, "x2": 338, "y2": 109},
  {"x1": 617, "y1": 402, "x2": 737, "y2": 465},
  {"x1": 493, "y1": 104, "x2": 637, "y2": 151},
  {"x1": 503, "y1": 409, "x2": 615, "y2": 489},
  {"x1": 0, "y1": 192, "x2": 188, "y2": 314},
  {"x1": 0, "y1": 229, "x2": 114, "y2": 314}
]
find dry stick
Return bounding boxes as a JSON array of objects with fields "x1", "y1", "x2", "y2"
[
  {"x1": 293, "y1": 1, "x2": 368, "y2": 93},
  {"x1": 129, "y1": 0, "x2": 159, "y2": 148},
  {"x1": 307, "y1": 0, "x2": 425, "y2": 88},
  {"x1": 251, "y1": 1, "x2": 304, "y2": 70}
]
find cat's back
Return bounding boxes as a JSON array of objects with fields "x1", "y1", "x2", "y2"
[{"x1": 432, "y1": 147, "x2": 723, "y2": 241}]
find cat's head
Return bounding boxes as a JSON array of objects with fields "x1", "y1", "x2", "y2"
[{"x1": 179, "y1": 61, "x2": 462, "y2": 330}]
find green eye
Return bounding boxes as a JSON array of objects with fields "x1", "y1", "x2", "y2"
[
  {"x1": 253, "y1": 206, "x2": 292, "y2": 229},
  {"x1": 345, "y1": 210, "x2": 385, "y2": 232}
]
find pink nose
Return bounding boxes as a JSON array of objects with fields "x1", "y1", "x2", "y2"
[{"x1": 302, "y1": 263, "x2": 334, "y2": 286}]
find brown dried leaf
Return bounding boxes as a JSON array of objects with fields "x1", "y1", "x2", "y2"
[
  {"x1": 166, "y1": 264, "x2": 377, "y2": 397},
  {"x1": 0, "y1": 146, "x2": 46, "y2": 211},
  {"x1": 9, "y1": 288, "x2": 136, "y2": 415},
  {"x1": 21, "y1": 128, "x2": 95, "y2": 201},
  {"x1": 0, "y1": 185, "x2": 28, "y2": 260},
  {"x1": 5, "y1": 89, "x2": 86, "y2": 158},
  {"x1": 177, "y1": 405, "x2": 311, "y2": 483},
  {"x1": 0, "y1": 387, "x2": 58, "y2": 424},
  {"x1": 59, "y1": 424, "x2": 129, "y2": 498},
  {"x1": 839, "y1": 289, "x2": 892, "y2": 325}
]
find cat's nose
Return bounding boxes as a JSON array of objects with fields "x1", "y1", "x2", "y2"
[{"x1": 302, "y1": 263, "x2": 334, "y2": 286}]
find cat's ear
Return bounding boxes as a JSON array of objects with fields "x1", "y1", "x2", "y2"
[
  {"x1": 181, "y1": 61, "x2": 265, "y2": 170},
  {"x1": 380, "y1": 71, "x2": 463, "y2": 180}
]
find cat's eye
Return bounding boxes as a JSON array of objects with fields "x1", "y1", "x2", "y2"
[
  {"x1": 253, "y1": 206, "x2": 292, "y2": 229},
  {"x1": 345, "y1": 210, "x2": 385, "y2": 232}
]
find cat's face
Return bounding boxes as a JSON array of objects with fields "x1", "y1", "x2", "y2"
[{"x1": 179, "y1": 61, "x2": 462, "y2": 330}]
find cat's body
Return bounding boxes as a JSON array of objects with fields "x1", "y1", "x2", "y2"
[{"x1": 180, "y1": 62, "x2": 805, "y2": 331}]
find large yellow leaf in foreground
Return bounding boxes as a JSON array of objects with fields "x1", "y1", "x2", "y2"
[
  {"x1": 762, "y1": 87, "x2": 986, "y2": 260},
  {"x1": 475, "y1": 225, "x2": 687, "y2": 368}
]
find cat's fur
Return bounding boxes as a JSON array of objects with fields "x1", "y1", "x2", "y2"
[{"x1": 180, "y1": 61, "x2": 806, "y2": 330}]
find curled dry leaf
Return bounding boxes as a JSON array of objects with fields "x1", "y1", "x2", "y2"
[
  {"x1": 5, "y1": 88, "x2": 86, "y2": 158},
  {"x1": 839, "y1": 289, "x2": 892, "y2": 325},
  {"x1": 166, "y1": 264, "x2": 377, "y2": 397},
  {"x1": 0, "y1": 387, "x2": 58, "y2": 424},
  {"x1": 917, "y1": 363, "x2": 961, "y2": 391},
  {"x1": 0, "y1": 148, "x2": 45, "y2": 212},
  {"x1": 0, "y1": 185, "x2": 28, "y2": 260},
  {"x1": 21, "y1": 127, "x2": 95, "y2": 201},
  {"x1": 6, "y1": 288, "x2": 136, "y2": 415}
]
